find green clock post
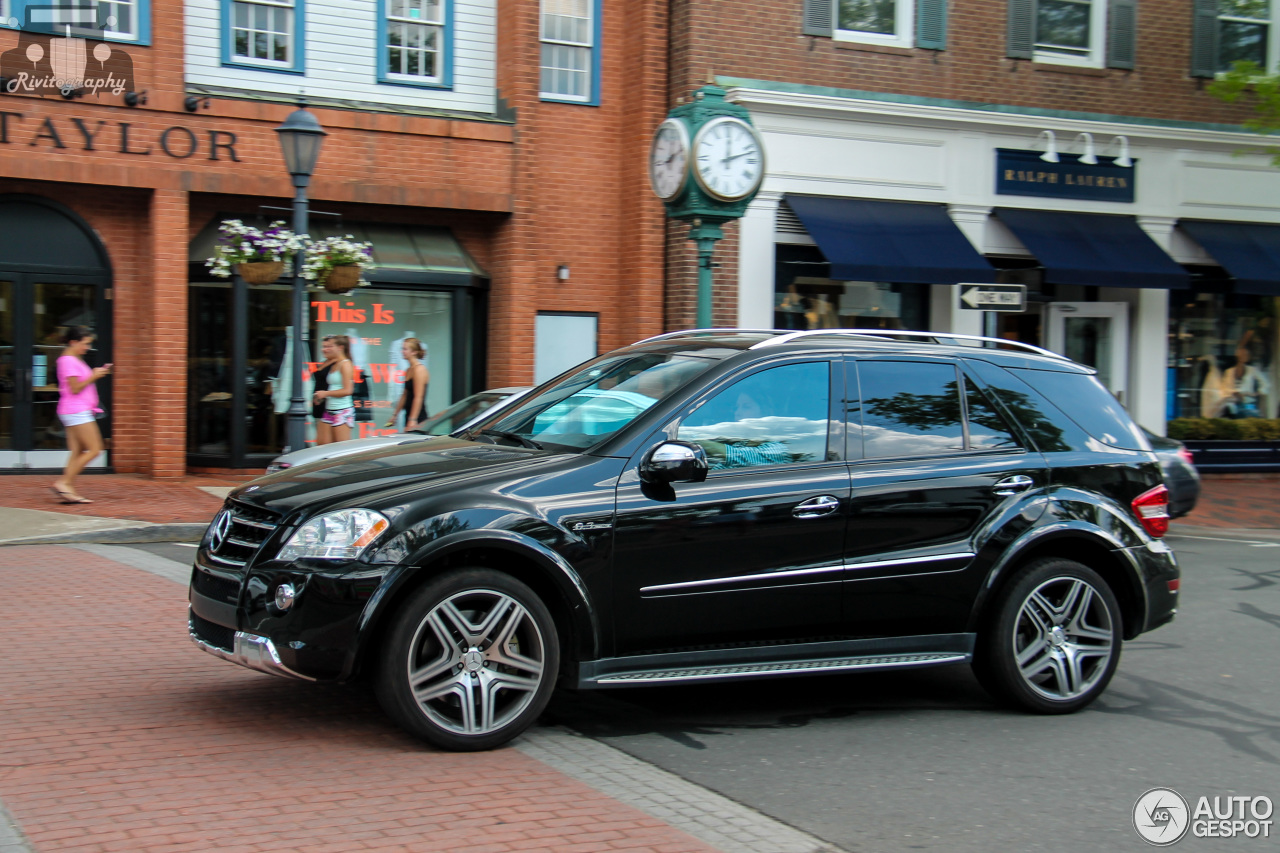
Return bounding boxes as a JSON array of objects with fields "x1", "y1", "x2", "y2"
[{"x1": 648, "y1": 85, "x2": 766, "y2": 329}]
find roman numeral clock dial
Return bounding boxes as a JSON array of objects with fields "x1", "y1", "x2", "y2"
[{"x1": 692, "y1": 116, "x2": 765, "y2": 202}]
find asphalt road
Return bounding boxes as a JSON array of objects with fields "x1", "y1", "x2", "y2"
[{"x1": 544, "y1": 530, "x2": 1280, "y2": 852}]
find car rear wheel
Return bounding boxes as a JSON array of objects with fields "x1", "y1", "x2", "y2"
[
  {"x1": 975, "y1": 558, "x2": 1122, "y2": 714},
  {"x1": 376, "y1": 568, "x2": 559, "y2": 751}
]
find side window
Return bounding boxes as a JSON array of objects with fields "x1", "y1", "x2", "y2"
[
  {"x1": 964, "y1": 377, "x2": 1022, "y2": 451},
  {"x1": 678, "y1": 362, "x2": 831, "y2": 471},
  {"x1": 964, "y1": 359, "x2": 1090, "y2": 453},
  {"x1": 856, "y1": 361, "x2": 965, "y2": 458}
]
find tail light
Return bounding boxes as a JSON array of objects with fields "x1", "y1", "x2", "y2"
[
  {"x1": 1132, "y1": 484, "x2": 1170, "y2": 538},
  {"x1": 1177, "y1": 448, "x2": 1194, "y2": 466}
]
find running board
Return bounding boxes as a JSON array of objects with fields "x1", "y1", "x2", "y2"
[
  {"x1": 586, "y1": 652, "x2": 969, "y2": 687},
  {"x1": 575, "y1": 635, "x2": 975, "y2": 690}
]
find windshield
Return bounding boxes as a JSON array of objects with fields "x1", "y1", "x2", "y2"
[
  {"x1": 466, "y1": 352, "x2": 718, "y2": 451},
  {"x1": 420, "y1": 392, "x2": 510, "y2": 435}
]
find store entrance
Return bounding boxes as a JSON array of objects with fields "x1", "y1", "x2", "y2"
[
  {"x1": 0, "y1": 198, "x2": 112, "y2": 471},
  {"x1": 1046, "y1": 302, "x2": 1130, "y2": 404}
]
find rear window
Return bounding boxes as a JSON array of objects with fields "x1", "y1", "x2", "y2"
[{"x1": 1008, "y1": 369, "x2": 1148, "y2": 450}]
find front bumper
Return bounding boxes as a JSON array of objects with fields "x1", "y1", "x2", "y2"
[{"x1": 189, "y1": 613, "x2": 316, "y2": 682}]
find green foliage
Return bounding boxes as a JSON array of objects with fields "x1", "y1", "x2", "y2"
[
  {"x1": 1207, "y1": 61, "x2": 1280, "y2": 168},
  {"x1": 1167, "y1": 417, "x2": 1280, "y2": 440}
]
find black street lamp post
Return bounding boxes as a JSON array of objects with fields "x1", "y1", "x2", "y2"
[{"x1": 274, "y1": 102, "x2": 327, "y2": 454}]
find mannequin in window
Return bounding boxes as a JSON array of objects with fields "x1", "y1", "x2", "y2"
[
  {"x1": 1214, "y1": 345, "x2": 1271, "y2": 418},
  {"x1": 805, "y1": 293, "x2": 839, "y2": 329}
]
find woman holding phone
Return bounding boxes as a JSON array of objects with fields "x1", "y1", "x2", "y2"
[
  {"x1": 52, "y1": 325, "x2": 110, "y2": 504},
  {"x1": 313, "y1": 334, "x2": 355, "y2": 445}
]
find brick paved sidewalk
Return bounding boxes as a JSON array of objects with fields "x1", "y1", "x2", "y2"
[
  {"x1": 0, "y1": 546, "x2": 716, "y2": 853},
  {"x1": 1174, "y1": 474, "x2": 1280, "y2": 531},
  {"x1": 0, "y1": 475, "x2": 237, "y2": 524}
]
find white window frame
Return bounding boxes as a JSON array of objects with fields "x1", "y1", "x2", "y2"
[
  {"x1": 384, "y1": 0, "x2": 446, "y2": 84},
  {"x1": 229, "y1": 0, "x2": 297, "y2": 71},
  {"x1": 1216, "y1": 1, "x2": 1279, "y2": 73},
  {"x1": 1033, "y1": 0, "x2": 1107, "y2": 67},
  {"x1": 98, "y1": 0, "x2": 139, "y2": 41},
  {"x1": 539, "y1": 0, "x2": 595, "y2": 103},
  {"x1": 832, "y1": 0, "x2": 915, "y2": 49}
]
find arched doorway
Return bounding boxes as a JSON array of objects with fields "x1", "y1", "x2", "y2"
[{"x1": 0, "y1": 195, "x2": 113, "y2": 471}]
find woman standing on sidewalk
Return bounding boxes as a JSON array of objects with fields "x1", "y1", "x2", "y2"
[
  {"x1": 52, "y1": 326, "x2": 110, "y2": 504},
  {"x1": 313, "y1": 334, "x2": 355, "y2": 445},
  {"x1": 384, "y1": 338, "x2": 429, "y2": 432}
]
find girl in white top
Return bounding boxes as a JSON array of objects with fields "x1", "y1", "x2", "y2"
[{"x1": 313, "y1": 335, "x2": 355, "y2": 445}]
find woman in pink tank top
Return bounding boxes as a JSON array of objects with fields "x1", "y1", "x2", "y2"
[{"x1": 53, "y1": 326, "x2": 111, "y2": 504}]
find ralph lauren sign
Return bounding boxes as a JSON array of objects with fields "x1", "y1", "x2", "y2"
[{"x1": 996, "y1": 148, "x2": 1135, "y2": 203}]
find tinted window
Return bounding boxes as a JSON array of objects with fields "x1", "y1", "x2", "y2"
[
  {"x1": 1009, "y1": 368, "x2": 1148, "y2": 450},
  {"x1": 963, "y1": 359, "x2": 1089, "y2": 453},
  {"x1": 965, "y1": 378, "x2": 1022, "y2": 451},
  {"x1": 857, "y1": 361, "x2": 965, "y2": 458},
  {"x1": 678, "y1": 362, "x2": 831, "y2": 470}
]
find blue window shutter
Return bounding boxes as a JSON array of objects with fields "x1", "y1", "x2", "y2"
[
  {"x1": 917, "y1": 0, "x2": 947, "y2": 50},
  {"x1": 1107, "y1": 0, "x2": 1136, "y2": 69},
  {"x1": 1190, "y1": 0, "x2": 1219, "y2": 77},
  {"x1": 1007, "y1": 0, "x2": 1035, "y2": 59},
  {"x1": 803, "y1": 0, "x2": 833, "y2": 37}
]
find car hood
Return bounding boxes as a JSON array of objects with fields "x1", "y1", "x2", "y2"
[{"x1": 232, "y1": 436, "x2": 563, "y2": 516}]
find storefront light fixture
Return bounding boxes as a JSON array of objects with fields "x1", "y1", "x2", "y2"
[
  {"x1": 1109, "y1": 135, "x2": 1133, "y2": 168},
  {"x1": 1074, "y1": 132, "x2": 1098, "y2": 165},
  {"x1": 1035, "y1": 130, "x2": 1059, "y2": 163}
]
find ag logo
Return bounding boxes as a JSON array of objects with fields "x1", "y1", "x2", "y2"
[
  {"x1": 1134, "y1": 788, "x2": 1190, "y2": 846},
  {"x1": 208, "y1": 510, "x2": 233, "y2": 553}
]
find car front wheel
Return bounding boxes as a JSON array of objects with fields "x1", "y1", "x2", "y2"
[
  {"x1": 376, "y1": 568, "x2": 559, "y2": 751},
  {"x1": 975, "y1": 558, "x2": 1122, "y2": 714}
]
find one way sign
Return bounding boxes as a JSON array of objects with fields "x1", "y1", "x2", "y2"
[{"x1": 959, "y1": 284, "x2": 1026, "y2": 312}]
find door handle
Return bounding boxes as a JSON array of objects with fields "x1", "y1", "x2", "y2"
[
  {"x1": 993, "y1": 475, "x2": 1035, "y2": 496},
  {"x1": 793, "y1": 495, "x2": 841, "y2": 519}
]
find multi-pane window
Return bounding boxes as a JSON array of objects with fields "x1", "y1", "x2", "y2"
[
  {"x1": 232, "y1": 0, "x2": 294, "y2": 66},
  {"x1": 386, "y1": 0, "x2": 444, "y2": 80},
  {"x1": 1219, "y1": 0, "x2": 1270, "y2": 70},
  {"x1": 833, "y1": 0, "x2": 914, "y2": 47},
  {"x1": 540, "y1": 0, "x2": 593, "y2": 102},
  {"x1": 100, "y1": 0, "x2": 137, "y2": 39},
  {"x1": 1036, "y1": 0, "x2": 1093, "y2": 57},
  {"x1": 17, "y1": 0, "x2": 141, "y2": 41}
]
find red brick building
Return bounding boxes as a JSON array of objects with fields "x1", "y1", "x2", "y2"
[
  {"x1": 663, "y1": 0, "x2": 1280, "y2": 442},
  {"x1": 0, "y1": 0, "x2": 668, "y2": 475}
]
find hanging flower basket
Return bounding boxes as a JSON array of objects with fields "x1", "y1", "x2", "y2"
[
  {"x1": 303, "y1": 235, "x2": 377, "y2": 294},
  {"x1": 236, "y1": 261, "x2": 285, "y2": 285},
  {"x1": 322, "y1": 264, "x2": 363, "y2": 294},
  {"x1": 205, "y1": 219, "x2": 304, "y2": 281}
]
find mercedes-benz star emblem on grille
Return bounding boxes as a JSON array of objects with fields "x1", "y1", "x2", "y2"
[{"x1": 209, "y1": 510, "x2": 233, "y2": 553}]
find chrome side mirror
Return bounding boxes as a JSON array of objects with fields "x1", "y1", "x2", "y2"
[{"x1": 640, "y1": 440, "x2": 709, "y2": 484}]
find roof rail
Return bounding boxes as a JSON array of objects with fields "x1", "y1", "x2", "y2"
[
  {"x1": 749, "y1": 329, "x2": 1068, "y2": 360},
  {"x1": 635, "y1": 328, "x2": 783, "y2": 345}
]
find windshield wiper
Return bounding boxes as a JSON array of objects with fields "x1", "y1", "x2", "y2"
[{"x1": 474, "y1": 428, "x2": 544, "y2": 450}]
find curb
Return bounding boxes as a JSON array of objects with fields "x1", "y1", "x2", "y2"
[{"x1": 0, "y1": 523, "x2": 207, "y2": 546}]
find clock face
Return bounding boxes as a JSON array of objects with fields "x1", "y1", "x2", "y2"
[
  {"x1": 649, "y1": 119, "x2": 690, "y2": 201},
  {"x1": 692, "y1": 116, "x2": 765, "y2": 202}
]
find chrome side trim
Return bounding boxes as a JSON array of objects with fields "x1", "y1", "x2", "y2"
[
  {"x1": 641, "y1": 563, "x2": 844, "y2": 594},
  {"x1": 845, "y1": 552, "x2": 976, "y2": 573},
  {"x1": 206, "y1": 552, "x2": 248, "y2": 567},
  {"x1": 189, "y1": 622, "x2": 315, "y2": 682},
  {"x1": 230, "y1": 515, "x2": 276, "y2": 530}
]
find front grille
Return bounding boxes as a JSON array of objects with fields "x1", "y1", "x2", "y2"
[
  {"x1": 192, "y1": 567, "x2": 241, "y2": 604},
  {"x1": 205, "y1": 500, "x2": 281, "y2": 568},
  {"x1": 190, "y1": 609, "x2": 235, "y2": 652}
]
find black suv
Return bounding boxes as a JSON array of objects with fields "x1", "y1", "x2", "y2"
[{"x1": 189, "y1": 330, "x2": 1179, "y2": 751}]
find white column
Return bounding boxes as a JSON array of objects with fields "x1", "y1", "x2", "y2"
[
  {"x1": 1131, "y1": 216, "x2": 1177, "y2": 434},
  {"x1": 738, "y1": 190, "x2": 781, "y2": 329},
  {"x1": 930, "y1": 205, "x2": 994, "y2": 336}
]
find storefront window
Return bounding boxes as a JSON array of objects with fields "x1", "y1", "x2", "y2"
[
  {"x1": 773, "y1": 244, "x2": 929, "y2": 332},
  {"x1": 1168, "y1": 291, "x2": 1278, "y2": 421}
]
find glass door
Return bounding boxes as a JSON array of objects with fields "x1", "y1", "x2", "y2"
[
  {"x1": 1046, "y1": 302, "x2": 1130, "y2": 405},
  {"x1": 0, "y1": 274, "x2": 109, "y2": 470}
]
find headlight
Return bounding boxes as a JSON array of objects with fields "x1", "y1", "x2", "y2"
[{"x1": 276, "y1": 509, "x2": 390, "y2": 561}]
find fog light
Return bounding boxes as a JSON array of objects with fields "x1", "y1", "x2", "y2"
[{"x1": 275, "y1": 583, "x2": 297, "y2": 611}]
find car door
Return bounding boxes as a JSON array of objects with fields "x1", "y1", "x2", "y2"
[
  {"x1": 841, "y1": 356, "x2": 1049, "y2": 637},
  {"x1": 612, "y1": 357, "x2": 850, "y2": 654}
]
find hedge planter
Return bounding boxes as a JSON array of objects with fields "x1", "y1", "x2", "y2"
[
  {"x1": 236, "y1": 261, "x2": 285, "y2": 285},
  {"x1": 322, "y1": 264, "x2": 362, "y2": 294},
  {"x1": 1183, "y1": 440, "x2": 1280, "y2": 473}
]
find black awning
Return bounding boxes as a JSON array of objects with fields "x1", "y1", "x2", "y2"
[
  {"x1": 993, "y1": 208, "x2": 1188, "y2": 290},
  {"x1": 1179, "y1": 220, "x2": 1280, "y2": 296},
  {"x1": 784, "y1": 195, "x2": 996, "y2": 284}
]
